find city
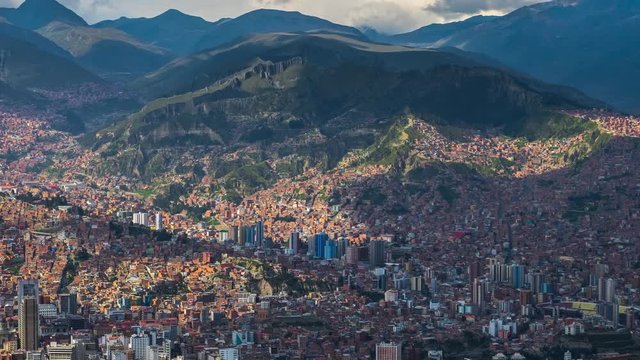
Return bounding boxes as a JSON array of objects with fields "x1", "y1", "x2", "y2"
[{"x1": 1, "y1": 0, "x2": 640, "y2": 360}]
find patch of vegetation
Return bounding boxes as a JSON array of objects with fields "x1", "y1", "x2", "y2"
[
  {"x1": 510, "y1": 112, "x2": 596, "y2": 140},
  {"x1": 135, "y1": 188, "x2": 156, "y2": 199},
  {"x1": 476, "y1": 157, "x2": 519, "y2": 176},
  {"x1": 360, "y1": 187, "x2": 387, "y2": 205},
  {"x1": 358, "y1": 117, "x2": 421, "y2": 166},
  {"x1": 563, "y1": 192, "x2": 608, "y2": 222},
  {"x1": 437, "y1": 184, "x2": 459, "y2": 205}
]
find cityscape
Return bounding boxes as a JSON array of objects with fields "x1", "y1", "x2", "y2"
[{"x1": 1, "y1": 0, "x2": 640, "y2": 360}]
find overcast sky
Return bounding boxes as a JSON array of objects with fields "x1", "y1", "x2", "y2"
[{"x1": 0, "y1": 0, "x2": 541, "y2": 33}]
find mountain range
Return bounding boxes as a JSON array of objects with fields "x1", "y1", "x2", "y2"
[
  {"x1": 385, "y1": 0, "x2": 640, "y2": 114},
  {"x1": 1, "y1": 0, "x2": 637, "y2": 113},
  {"x1": 81, "y1": 32, "x2": 598, "y2": 196},
  {"x1": 0, "y1": 0, "x2": 634, "y2": 212}
]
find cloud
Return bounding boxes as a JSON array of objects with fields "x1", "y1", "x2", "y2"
[
  {"x1": 254, "y1": 0, "x2": 293, "y2": 5},
  {"x1": 425, "y1": 0, "x2": 539, "y2": 17},
  {"x1": 0, "y1": 0, "x2": 20, "y2": 7},
  {"x1": 347, "y1": 1, "x2": 436, "y2": 34}
]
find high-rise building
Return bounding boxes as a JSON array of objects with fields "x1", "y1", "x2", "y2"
[
  {"x1": 369, "y1": 240, "x2": 385, "y2": 269},
  {"x1": 129, "y1": 334, "x2": 150, "y2": 360},
  {"x1": 230, "y1": 226, "x2": 239, "y2": 243},
  {"x1": 155, "y1": 213, "x2": 163, "y2": 231},
  {"x1": 346, "y1": 246, "x2": 359, "y2": 265},
  {"x1": 605, "y1": 278, "x2": 616, "y2": 303},
  {"x1": 376, "y1": 274, "x2": 387, "y2": 291},
  {"x1": 511, "y1": 264, "x2": 525, "y2": 289},
  {"x1": 337, "y1": 238, "x2": 348, "y2": 259},
  {"x1": 58, "y1": 293, "x2": 77, "y2": 315},
  {"x1": 238, "y1": 226, "x2": 247, "y2": 247},
  {"x1": 627, "y1": 308, "x2": 636, "y2": 330},
  {"x1": 410, "y1": 276, "x2": 423, "y2": 292},
  {"x1": 18, "y1": 280, "x2": 39, "y2": 351},
  {"x1": 324, "y1": 240, "x2": 337, "y2": 260},
  {"x1": 289, "y1": 231, "x2": 300, "y2": 254},
  {"x1": 18, "y1": 280, "x2": 39, "y2": 300},
  {"x1": 314, "y1": 233, "x2": 328, "y2": 259},
  {"x1": 472, "y1": 278, "x2": 485, "y2": 308},
  {"x1": 376, "y1": 342, "x2": 401, "y2": 360},
  {"x1": 255, "y1": 221, "x2": 264, "y2": 247}
]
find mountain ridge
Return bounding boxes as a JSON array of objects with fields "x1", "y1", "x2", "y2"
[{"x1": 0, "y1": 0, "x2": 87, "y2": 29}]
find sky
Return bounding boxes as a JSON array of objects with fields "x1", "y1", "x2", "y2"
[{"x1": 0, "y1": 0, "x2": 541, "y2": 33}]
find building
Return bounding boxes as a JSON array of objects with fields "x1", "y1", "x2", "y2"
[
  {"x1": 410, "y1": 276, "x2": 422, "y2": 292},
  {"x1": 18, "y1": 280, "x2": 39, "y2": 351},
  {"x1": 289, "y1": 231, "x2": 300, "y2": 254},
  {"x1": 219, "y1": 348, "x2": 239, "y2": 360},
  {"x1": 129, "y1": 334, "x2": 150, "y2": 360},
  {"x1": 472, "y1": 278, "x2": 485, "y2": 308},
  {"x1": 376, "y1": 342, "x2": 401, "y2": 360},
  {"x1": 313, "y1": 233, "x2": 329, "y2": 259},
  {"x1": 155, "y1": 213, "x2": 163, "y2": 231},
  {"x1": 369, "y1": 240, "x2": 385, "y2": 268},
  {"x1": 133, "y1": 212, "x2": 150, "y2": 227},
  {"x1": 47, "y1": 342, "x2": 76, "y2": 360},
  {"x1": 384, "y1": 290, "x2": 399, "y2": 302},
  {"x1": 346, "y1": 246, "x2": 359, "y2": 265},
  {"x1": 58, "y1": 293, "x2": 78, "y2": 315},
  {"x1": 605, "y1": 278, "x2": 616, "y2": 303},
  {"x1": 38, "y1": 304, "x2": 57, "y2": 318},
  {"x1": 324, "y1": 240, "x2": 337, "y2": 260},
  {"x1": 511, "y1": 264, "x2": 525, "y2": 289},
  {"x1": 255, "y1": 221, "x2": 264, "y2": 247},
  {"x1": 230, "y1": 226, "x2": 239, "y2": 243}
]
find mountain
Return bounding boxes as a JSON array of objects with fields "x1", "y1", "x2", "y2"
[
  {"x1": 0, "y1": 0, "x2": 87, "y2": 29},
  {"x1": 37, "y1": 21, "x2": 172, "y2": 76},
  {"x1": 0, "y1": 20, "x2": 73, "y2": 60},
  {"x1": 193, "y1": 9, "x2": 365, "y2": 52},
  {"x1": 388, "y1": 15, "x2": 498, "y2": 45},
  {"x1": 134, "y1": 33, "x2": 474, "y2": 99},
  {"x1": 401, "y1": 0, "x2": 640, "y2": 113},
  {"x1": 86, "y1": 33, "x2": 597, "y2": 193},
  {"x1": 0, "y1": 31, "x2": 100, "y2": 89},
  {"x1": 93, "y1": 9, "x2": 220, "y2": 55}
]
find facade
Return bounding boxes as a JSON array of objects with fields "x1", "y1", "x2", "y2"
[
  {"x1": 133, "y1": 212, "x2": 150, "y2": 227},
  {"x1": 220, "y1": 348, "x2": 239, "y2": 360},
  {"x1": 155, "y1": 213, "x2": 163, "y2": 231},
  {"x1": 47, "y1": 342, "x2": 76, "y2": 360},
  {"x1": 369, "y1": 240, "x2": 385, "y2": 268},
  {"x1": 58, "y1": 293, "x2": 78, "y2": 315},
  {"x1": 19, "y1": 296, "x2": 39, "y2": 351},
  {"x1": 289, "y1": 231, "x2": 299, "y2": 254},
  {"x1": 376, "y1": 342, "x2": 401, "y2": 360},
  {"x1": 130, "y1": 334, "x2": 150, "y2": 360}
]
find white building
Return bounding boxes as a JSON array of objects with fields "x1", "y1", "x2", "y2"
[
  {"x1": 39, "y1": 303, "x2": 58, "y2": 318},
  {"x1": 130, "y1": 334, "x2": 150, "y2": 360},
  {"x1": 133, "y1": 212, "x2": 150, "y2": 227},
  {"x1": 47, "y1": 342, "x2": 76, "y2": 360},
  {"x1": 155, "y1": 213, "x2": 163, "y2": 230},
  {"x1": 219, "y1": 348, "x2": 239, "y2": 360},
  {"x1": 376, "y1": 342, "x2": 401, "y2": 360},
  {"x1": 384, "y1": 289, "x2": 399, "y2": 303}
]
